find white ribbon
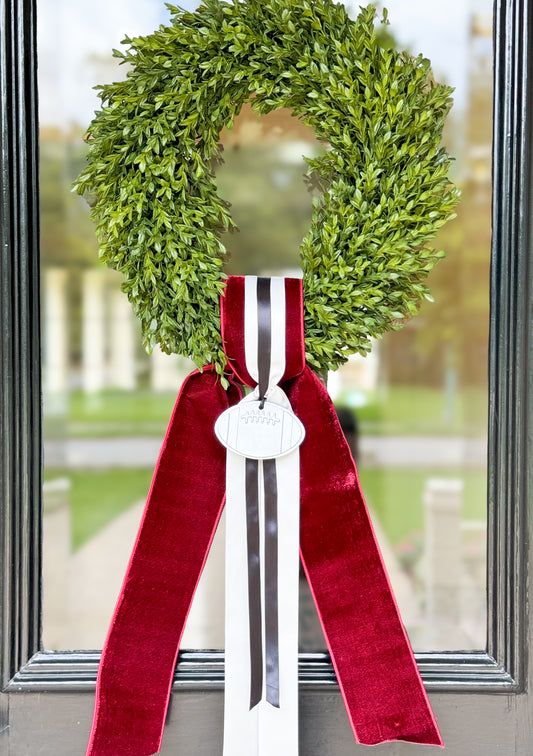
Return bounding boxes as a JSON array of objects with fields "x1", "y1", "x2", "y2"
[{"x1": 222, "y1": 277, "x2": 300, "y2": 756}]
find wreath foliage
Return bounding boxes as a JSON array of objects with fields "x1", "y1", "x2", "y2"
[{"x1": 74, "y1": 0, "x2": 459, "y2": 377}]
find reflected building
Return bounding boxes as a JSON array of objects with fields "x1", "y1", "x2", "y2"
[{"x1": 39, "y1": 3, "x2": 491, "y2": 653}]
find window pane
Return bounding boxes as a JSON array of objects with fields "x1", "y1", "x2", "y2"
[
  {"x1": 39, "y1": 0, "x2": 182, "y2": 650},
  {"x1": 40, "y1": 0, "x2": 490, "y2": 652},
  {"x1": 333, "y1": 0, "x2": 491, "y2": 652}
]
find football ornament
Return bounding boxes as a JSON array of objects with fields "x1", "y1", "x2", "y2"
[{"x1": 214, "y1": 391, "x2": 306, "y2": 461}]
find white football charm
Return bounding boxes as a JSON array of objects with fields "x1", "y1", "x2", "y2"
[{"x1": 215, "y1": 396, "x2": 305, "y2": 460}]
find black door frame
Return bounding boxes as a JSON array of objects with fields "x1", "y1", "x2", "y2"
[{"x1": 1, "y1": 0, "x2": 532, "y2": 752}]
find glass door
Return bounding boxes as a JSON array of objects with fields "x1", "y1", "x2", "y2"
[
  {"x1": 1, "y1": 1, "x2": 532, "y2": 754},
  {"x1": 39, "y1": 0, "x2": 490, "y2": 658}
]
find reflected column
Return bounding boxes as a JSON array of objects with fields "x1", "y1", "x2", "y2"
[{"x1": 82, "y1": 268, "x2": 106, "y2": 393}]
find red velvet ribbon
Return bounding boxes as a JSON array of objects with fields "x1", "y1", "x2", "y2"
[{"x1": 86, "y1": 277, "x2": 442, "y2": 756}]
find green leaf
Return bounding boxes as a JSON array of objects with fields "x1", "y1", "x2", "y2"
[{"x1": 73, "y1": 0, "x2": 459, "y2": 378}]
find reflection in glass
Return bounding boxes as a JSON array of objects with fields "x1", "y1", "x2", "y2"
[{"x1": 40, "y1": 1, "x2": 490, "y2": 653}]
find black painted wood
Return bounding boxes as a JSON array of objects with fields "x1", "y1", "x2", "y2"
[
  {"x1": 488, "y1": 0, "x2": 532, "y2": 689},
  {"x1": 0, "y1": 0, "x2": 41, "y2": 693},
  {"x1": 3, "y1": 650, "x2": 517, "y2": 693},
  {"x1": 1, "y1": 0, "x2": 533, "y2": 752}
]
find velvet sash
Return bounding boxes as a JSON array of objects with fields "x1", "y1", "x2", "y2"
[{"x1": 86, "y1": 276, "x2": 442, "y2": 756}]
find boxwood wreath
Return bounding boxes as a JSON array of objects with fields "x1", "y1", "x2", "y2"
[{"x1": 74, "y1": 0, "x2": 460, "y2": 381}]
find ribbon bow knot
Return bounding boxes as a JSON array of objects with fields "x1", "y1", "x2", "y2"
[{"x1": 86, "y1": 276, "x2": 442, "y2": 756}]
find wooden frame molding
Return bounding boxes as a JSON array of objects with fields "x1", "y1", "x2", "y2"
[
  {"x1": 1, "y1": 0, "x2": 531, "y2": 709},
  {"x1": 0, "y1": 0, "x2": 42, "y2": 695},
  {"x1": 488, "y1": 0, "x2": 532, "y2": 689}
]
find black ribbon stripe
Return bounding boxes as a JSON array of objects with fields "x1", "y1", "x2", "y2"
[
  {"x1": 256, "y1": 277, "x2": 272, "y2": 407},
  {"x1": 263, "y1": 457, "x2": 280, "y2": 708},
  {"x1": 246, "y1": 457, "x2": 263, "y2": 710},
  {"x1": 245, "y1": 277, "x2": 281, "y2": 711}
]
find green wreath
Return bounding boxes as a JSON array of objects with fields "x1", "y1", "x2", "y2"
[{"x1": 74, "y1": 0, "x2": 459, "y2": 378}]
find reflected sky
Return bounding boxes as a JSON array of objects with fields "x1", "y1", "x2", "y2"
[{"x1": 38, "y1": 0, "x2": 490, "y2": 128}]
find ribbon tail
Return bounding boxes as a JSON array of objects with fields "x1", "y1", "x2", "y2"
[
  {"x1": 224, "y1": 450, "x2": 299, "y2": 756},
  {"x1": 86, "y1": 369, "x2": 240, "y2": 756},
  {"x1": 287, "y1": 367, "x2": 443, "y2": 748}
]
